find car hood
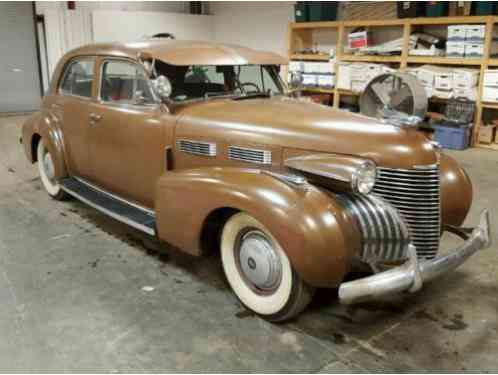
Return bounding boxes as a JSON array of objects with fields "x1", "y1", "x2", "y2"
[{"x1": 175, "y1": 96, "x2": 437, "y2": 169}]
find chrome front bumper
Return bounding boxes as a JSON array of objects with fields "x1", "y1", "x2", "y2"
[{"x1": 339, "y1": 209, "x2": 492, "y2": 304}]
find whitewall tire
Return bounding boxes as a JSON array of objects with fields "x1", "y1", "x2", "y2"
[
  {"x1": 221, "y1": 212, "x2": 314, "y2": 322},
  {"x1": 37, "y1": 139, "x2": 67, "y2": 200}
]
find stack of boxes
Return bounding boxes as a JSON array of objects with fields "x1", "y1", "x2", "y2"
[
  {"x1": 288, "y1": 61, "x2": 335, "y2": 90},
  {"x1": 483, "y1": 69, "x2": 498, "y2": 102},
  {"x1": 408, "y1": 65, "x2": 479, "y2": 100},
  {"x1": 337, "y1": 62, "x2": 394, "y2": 92},
  {"x1": 447, "y1": 24, "x2": 486, "y2": 58}
]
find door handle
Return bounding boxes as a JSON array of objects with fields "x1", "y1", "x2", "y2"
[{"x1": 89, "y1": 113, "x2": 103, "y2": 123}]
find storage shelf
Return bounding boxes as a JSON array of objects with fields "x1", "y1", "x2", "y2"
[
  {"x1": 407, "y1": 56, "x2": 483, "y2": 65},
  {"x1": 337, "y1": 89, "x2": 360, "y2": 96},
  {"x1": 341, "y1": 55, "x2": 402, "y2": 63},
  {"x1": 482, "y1": 102, "x2": 498, "y2": 109},
  {"x1": 287, "y1": 15, "x2": 498, "y2": 149},
  {"x1": 289, "y1": 88, "x2": 335, "y2": 94},
  {"x1": 290, "y1": 54, "x2": 330, "y2": 61},
  {"x1": 477, "y1": 143, "x2": 498, "y2": 150}
]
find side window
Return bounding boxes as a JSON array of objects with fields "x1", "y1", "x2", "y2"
[
  {"x1": 262, "y1": 66, "x2": 281, "y2": 94},
  {"x1": 59, "y1": 58, "x2": 95, "y2": 98},
  {"x1": 237, "y1": 65, "x2": 263, "y2": 92},
  {"x1": 100, "y1": 60, "x2": 156, "y2": 105}
]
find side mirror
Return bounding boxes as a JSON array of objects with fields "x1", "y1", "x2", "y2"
[{"x1": 152, "y1": 75, "x2": 172, "y2": 100}]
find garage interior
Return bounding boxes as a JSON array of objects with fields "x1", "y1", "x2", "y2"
[{"x1": 1, "y1": 1, "x2": 498, "y2": 372}]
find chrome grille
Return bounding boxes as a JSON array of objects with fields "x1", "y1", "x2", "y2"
[
  {"x1": 177, "y1": 139, "x2": 217, "y2": 157},
  {"x1": 338, "y1": 194, "x2": 410, "y2": 264},
  {"x1": 228, "y1": 146, "x2": 272, "y2": 164},
  {"x1": 373, "y1": 165, "x2": 441, "y2": 259}
]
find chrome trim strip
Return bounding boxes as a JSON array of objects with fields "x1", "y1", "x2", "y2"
[
  {"x1": 228, "y1": 146, "x2": 272, "y2": 164},
  {"x1": 73, "y1": 177, "x2": 155, "y2": 217},
  {"x1": 338, "y1": 209, "x2": 491, "y2": 304},
  {"x1": 60, "y1": 184, "x2": 156, "y2": 236},
  {"x1": 177, "y1": 139, "x2": 217, "y2": 157}
]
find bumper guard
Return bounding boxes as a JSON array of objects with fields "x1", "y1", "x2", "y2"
[{"x1": 338, "y1": 209, "x2": 492, "y2": 304}]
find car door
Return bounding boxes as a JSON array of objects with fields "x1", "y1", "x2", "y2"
[
  {"x1": 86, "y1": 57, "x2": 175, "y2": 209},
  {"x1": 55, "y1": 57, "x2": 96, "y2": 180}
]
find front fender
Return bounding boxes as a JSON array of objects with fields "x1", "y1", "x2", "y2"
[
  {"x1": 440, "y1": 153, "x2": 472, "y2": 227},
  {"x1": 22, "y1": 110, "x2": 68, "y2": 180},
  {"x1": 155, "y1": 167, "x2": 360, "y2": 288}
]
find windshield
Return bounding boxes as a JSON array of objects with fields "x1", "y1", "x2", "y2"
[{"x1": 153, "y1": 62, "x2": 284, "y2": 102}]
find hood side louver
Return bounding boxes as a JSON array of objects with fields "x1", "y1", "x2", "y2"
[
  {"x1": 228, "y1": 146, "x2": 272, "y2": 164},
  {"x1": 177, "y1": 139, "x2": 217, "y2": 157}
]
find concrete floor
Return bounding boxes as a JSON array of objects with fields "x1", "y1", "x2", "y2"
[{"x1": 0, "y1": 114, "x2": 497, "y2": 372}]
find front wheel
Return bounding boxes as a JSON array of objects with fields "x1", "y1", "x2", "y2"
[
  {"x1": 221, "y1": 212, "x2": 314, "y2": 322},
  {"x1": 37, "y1": 139, "x2": 68, "y2": 200}
]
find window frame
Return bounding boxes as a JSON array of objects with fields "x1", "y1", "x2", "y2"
[
  {"x1": 58, "y1": 56, "x2": 96, "y2": 101},
  {"x1": 98, "y1": 57, "x2": 160, "y2": 109}
]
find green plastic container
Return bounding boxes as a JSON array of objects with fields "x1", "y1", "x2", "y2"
[
  {"x1": 471, "y1": 1, "x2": 497, "y2": 15},
  {"x1": 308, "y1": 2, "x2": 338, "y2": 22},
  {"x1": 425, "y1": 1, "x2": 449, "y2": 17},
  {"x1": 294, "y1": 2, "x2": 308, "y2": 22}
]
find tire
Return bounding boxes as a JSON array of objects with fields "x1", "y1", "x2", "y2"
[
  {"x1": 37, "y1": 139, "x2": 68, "y2": 200},
  {"x1": 221, "y1": 212, "x2": 314, "y2": 322}
]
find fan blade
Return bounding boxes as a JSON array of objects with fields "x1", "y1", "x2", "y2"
[
  {"x1": 369, "y1": 82, "x2": 391, "y2": 107},
  {"x1": 390, "y1": 85, "x2": 412, "y2": 109}
]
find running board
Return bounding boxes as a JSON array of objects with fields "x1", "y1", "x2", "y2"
[{"x1": 60, "y1": 177, "x2": 156, "y2": 236}]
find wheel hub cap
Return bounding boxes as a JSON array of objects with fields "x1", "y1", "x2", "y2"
[
  {"x1": 239, "y1": 231, "x2": 282, "y2": 290},
  {"x1": 43, "y1": 152, "x2": 55, "y2": 181}
]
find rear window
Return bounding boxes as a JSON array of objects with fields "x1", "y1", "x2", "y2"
[{"x1": 59, "y1": 58, "x2": 95, "y2": 98}]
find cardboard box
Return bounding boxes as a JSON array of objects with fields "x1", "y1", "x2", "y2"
[
  {"x1": 454, "y1": 87, "x2": 477, "y2": 101},
  {"x1": 453, "y1": 69, "x2": 479, "y2": 89},
  {"x1": 417, "y1": 68, "x2": 436, "y2": 86},
  {"x1": 317, "y1": 62, "x2": 333, "y2": 74},
  {"x1": 447, "y1": 25, "x2": 467, "y2": 41},
  {"x1": 337, "y1": 63, "x2": 352, "y2": 90},
  {"x1": 349, "y1": 63, "x2": 367, "y2": 81},
  {"x1": 289, "y1": 61, "x2": 303, "y2": 73},
  {"x1": 351, "y1": 79, "x2": 367, "y2": 93},
  {"x1": 302, "y1": 74, "x2": 318, "y2": 87},
  {"x1": 483, "y1": 86, "x2": 498, "y2": 102},
  {"x1": 435, "y1": 72, "x2": 453, "y2": 90},
  {"x1": 478, "y1": 125, "x2": 496, "y2": 144},
  {"x1": 465, "y1": 43, "x2": 484, "y2": 57},
  {"x1": 317, "y1": 74, "x2": 335, "y2": 88},
  {"x1": 348, "y1": 31, "x2": 370, "y2": 49},
  {"x1": 483, "y1": 69, "x2": 498, "y2": 87},
  {"x1": 433, "y1": 88, "x2": 453, "y2": 100},
  {"x1": 466, "y1": 25, "x2": 486, "y2": 42},
  {"x1": 446, "y1": 41, "x2": 465, "y2": 58},
  {"x1": 364, "y1": 64, "x2": 383, "y2": 81}
]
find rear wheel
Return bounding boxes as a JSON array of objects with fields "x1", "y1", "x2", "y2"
[
  {"x1": 37, "y1": 139, "x2": 68, "y2": 200},
  {"x1": 221, "y1": 212, "x2": 314, "y2": 322}
]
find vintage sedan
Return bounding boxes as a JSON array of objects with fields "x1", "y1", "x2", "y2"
[{"x1": 22, "y1": 40, "x2": 491, "y2": 322}]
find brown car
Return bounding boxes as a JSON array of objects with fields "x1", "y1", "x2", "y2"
[{"x1": 22, "y1": 40, "x2": 491, "y2": 322}]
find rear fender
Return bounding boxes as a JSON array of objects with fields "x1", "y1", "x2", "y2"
[
  {"x1": 22, "y1": 110, "x2": 68, "y2": 180},
  {"x1": 155, "y1": 167, "x2": 360, "y2": 288}
]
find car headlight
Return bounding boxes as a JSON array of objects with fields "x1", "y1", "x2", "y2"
[{"x1": 352, "y1": 161, "x2": 376, "y2": 194}]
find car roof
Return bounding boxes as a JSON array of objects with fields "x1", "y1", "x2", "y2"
[{"x1": 67, "y1": 39, "x2": 287, "y2": 66}]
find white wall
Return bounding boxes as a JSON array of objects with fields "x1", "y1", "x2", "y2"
[
  {"x1": 35, "y1": 1, "x2": 191, "y2": 80},
  {"x1": 210, "y1": 1, "x2": 293, "y2": 57},
  {"x1": 92, "y1": 10, "x2": 214, "y2": 43}
]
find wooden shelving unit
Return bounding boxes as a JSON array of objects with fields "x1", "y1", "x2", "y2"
[{"x1": 287, "y1": 15, "x2": 498, "y2": 149}]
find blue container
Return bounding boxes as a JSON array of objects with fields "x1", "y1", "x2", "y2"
[{"x1": 433, "y1": 124, "x2": 472, "y2": 150}]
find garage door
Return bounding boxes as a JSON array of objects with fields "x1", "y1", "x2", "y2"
[{"x1": 0, "y1": 2, "x2": 41, "y2": 113}]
